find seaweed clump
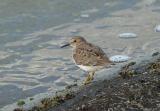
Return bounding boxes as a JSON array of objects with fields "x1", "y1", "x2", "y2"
[
  {"x1": 147, "y1": 59, "x2": 160, "y2": 74},
  {"x1": 54, "y1": 56, "x2": 160, "y2": 111},
  {"x1": 119, "y1": 61, "x2": 137, "y2": 78},
  {"x1": 28, "y1": 91, "x2": 75, "y2": 111}
]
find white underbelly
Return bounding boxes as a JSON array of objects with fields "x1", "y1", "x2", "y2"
[{"x1": 77, "y1": 65, "x2": 104, "y2": 72}]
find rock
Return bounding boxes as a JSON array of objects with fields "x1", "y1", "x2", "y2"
[
  {"x1": 155, "y1": 25, "x2": 160, "y2": 32},
  {"x1": 118, "y1": 33, "x2": 137, "y2": 39},
  {"x1": 80, "y1": 14, "x2": 89, "y2": 18},
  {"x1": 69, "y1": 29, "x2": 79, "y2": 33},
  {"x1": 109, "y1": 55, "x2": 131, "y2": 62},
  {"x1": 152, "y1": 52, "x2": 160, "y2": 56}
]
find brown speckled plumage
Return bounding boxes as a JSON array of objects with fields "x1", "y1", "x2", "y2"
[
  {"x1": 73, "y1": 41, "x2": 112, "y2": 66},
  {"x1": 61, "y1": 36, "x2": 113, "y2": 85}
]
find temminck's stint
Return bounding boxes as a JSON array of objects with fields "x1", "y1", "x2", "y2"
[{"x1": 61, "y1": 36, "x2": 113, "y2": 85}]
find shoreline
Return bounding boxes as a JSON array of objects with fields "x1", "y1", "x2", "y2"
[
  {"x1": 0, "y1": 0, "x2": 160, "y2": 110},
  {"x1": 12, "y1": 52, "x2": 160, "y2": 111}
]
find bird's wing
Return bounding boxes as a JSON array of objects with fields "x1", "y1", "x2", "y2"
[{"x1": 73, "y1": 43, "x2": 111, "y2": 66}]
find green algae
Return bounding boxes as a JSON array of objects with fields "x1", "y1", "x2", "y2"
[{"x1": 17, "y1": 100, "x2": 25, "y2": 107}]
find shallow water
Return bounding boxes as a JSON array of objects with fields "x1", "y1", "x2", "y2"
[{"x1": 0, "y1": 0, "x2": 160, "y2": 109}]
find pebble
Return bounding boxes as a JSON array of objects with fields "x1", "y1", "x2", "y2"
[
  {"x1": 155, "y1": 25, "x2": 160, "y2": 32},
  {"x1": 109, "y1": 55, "x2": 131, "y2": 62},
  {"x1": 69, "y1": 29, "x2": 79, "y2": 33},
  {"x1": 74, "y1": 18, "x2": 81, "y2": 22},
  {"x1": 118, "y1": 33, "x2": 137, "y2": 39},
  {"x1": 80, "y1": 14, "x2": 89, "y2": 18}
]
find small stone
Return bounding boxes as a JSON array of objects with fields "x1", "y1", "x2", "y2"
[
  {"x1": 119, "y1": 33, "x2": 137, "y2": 39},
  {"x1": 70, "y1": 29, "x2": 79, "y2": 33},
  {"x1": 80, "y1": 14, "x2": 89, "y2": 18},
  {"x1": 109, "y1": 55, "x2": 131, "y2": 62},
  {"x1": 155, "y1": 25, "x2": 160, "y2": 32}
]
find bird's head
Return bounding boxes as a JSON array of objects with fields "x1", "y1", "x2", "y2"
[{"x1": 61, "y1": 36, "x2": 86, "y2": 48}]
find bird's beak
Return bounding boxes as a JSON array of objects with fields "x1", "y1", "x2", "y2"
[{"x1": 61, "y1": 43, "x2": 70, "y2": 48}]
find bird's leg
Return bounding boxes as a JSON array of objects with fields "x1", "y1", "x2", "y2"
[
  {"x1": 83, "y1": 71, "x2": 95, "y2": 85},
  {"x1": 83, "y1": 72, "x2": 90, "y2": 85},
  {"x1": 90, "y1": 71, "x2": 95, "y2": 80}
]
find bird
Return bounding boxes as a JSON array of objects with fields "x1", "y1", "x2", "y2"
[{"x1": 61, "y1": 36, "x2": 113, "y2": 85}]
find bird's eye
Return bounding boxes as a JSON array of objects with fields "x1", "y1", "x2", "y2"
[{"x1": 74, "y1": 40, "x2": 76, "y2": 42}]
